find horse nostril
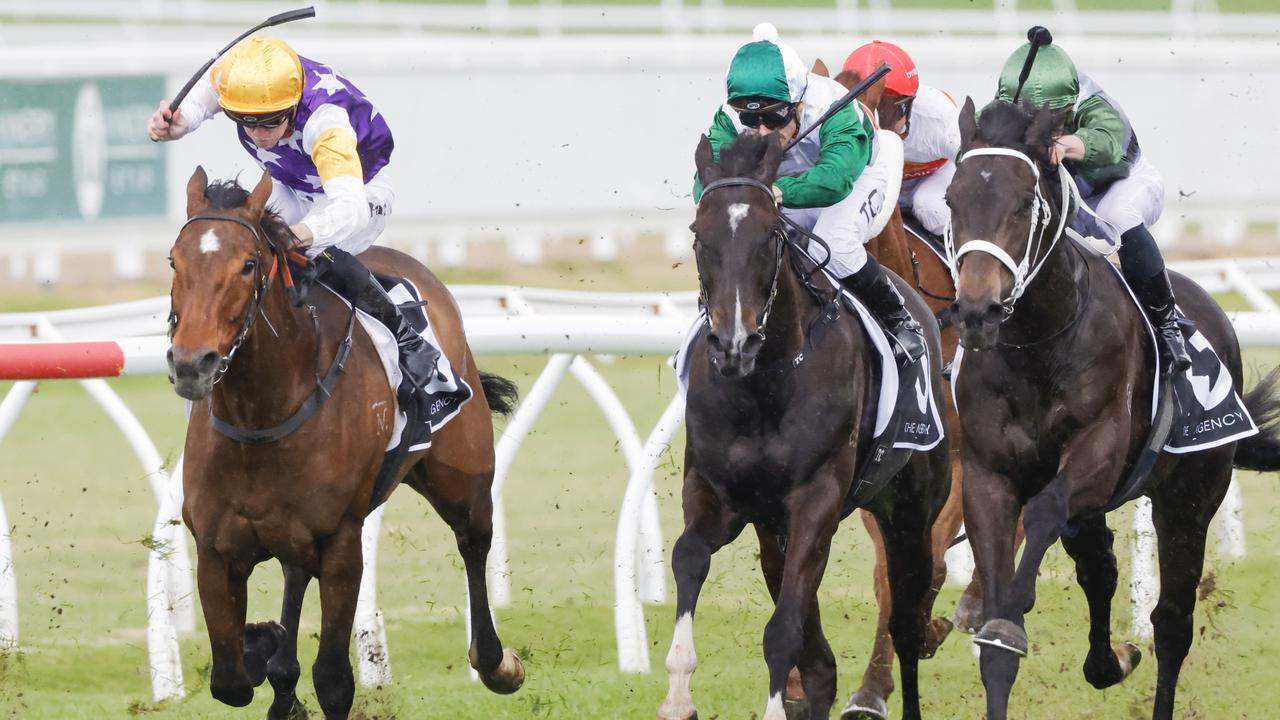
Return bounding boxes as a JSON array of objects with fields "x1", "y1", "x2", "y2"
[
  {"x1": 983, "y1": 302, "x2": 1004, "y2": 324},
  {"x1": 706, "y1": 332, "x2": 725, "y2": 352},
  {"x1": 742, "y1": 332, "x2": 764, "y2": 356},
  {"x1": 196, "y1": 350, "x2": 221, "y2": 375}
]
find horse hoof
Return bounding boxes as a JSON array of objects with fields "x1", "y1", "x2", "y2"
[
  {"x1": 243, "y1": 621, "x2": 286, "y2": 687},
  {"x1": 922, "y1": 616, "x2": 955, "y2": 659},
  {"x1": 784, "y1": 697, "x2": 811, "y2": 720},
  {"x1": 839, "y1": 690, "x2": 888, "y2": 720},
  {"x1": 210, "y1": 681, "x2": 254, "y2": 707},
  {"x1": 479, "y1": 648, "x2": 525, "y2": 695},
  {"x1": 1084, "y1": 642, "x2": 1142, "y2": 689},
  {"x1": 1116, "y1": 642, "x2": 1142, "y2": 676},
  {"x1": 952, "y1": 592, "x2": 984, "y2": 634},
  {"x1": 656, "y1": 702, "x2": 697, "y2": 720},
  {"x1": 973, "y1": 619, "x2": 1028, "y2": 657}
]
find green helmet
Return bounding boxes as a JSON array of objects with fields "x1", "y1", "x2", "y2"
[
  {"x1": 724, "y1": 23, "x2": 808, "y2": 105},
  {"x1": 996, "y1": 42, "x2": 1078, "y2": 110}
]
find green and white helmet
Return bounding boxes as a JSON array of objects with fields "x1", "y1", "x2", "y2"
[
  {"x1": 996, "y1": 42, "x2": 1079, "y2": 110},
  {"x1": 724, "y1": 23, "x2": 808, "y2": 107}
]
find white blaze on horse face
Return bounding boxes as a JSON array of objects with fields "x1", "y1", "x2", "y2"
[
  {"x1": 728, "y1": 203, "x2": 750, "y2": 237},
  {"x1": 763, "y1": 691, "x2": 787, "y2": 720},
  {"x1": 980, "y1": 170, "x2": 992, "y2": 182},
  {"x1": 199, "y1": 228, "x2": 221, "y2": 254},
  {"x1": 658, "y1": 613, "x2": 698, "y2": 718},
  {"x1": 731, "y1": 288, "x2": 751, "y2": 354}
]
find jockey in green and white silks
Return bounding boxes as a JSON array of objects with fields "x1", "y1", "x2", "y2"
[
  {"x1": 694, "y1": 23, "x2": 924, "y2": 362},
  {"x1": 996, "y1": 39, "x2": 1191, "y2": 370}
]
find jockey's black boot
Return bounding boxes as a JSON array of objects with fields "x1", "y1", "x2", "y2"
[
  {"x1": 315, "y1": 248, "x2": 441, "y2": 391},
  {"x1": 1119, "y1": 225, "x2": 1191, "y2": 373},
  {"x1": 841, "y1": 255, "x2": 925, "y2": 364}
]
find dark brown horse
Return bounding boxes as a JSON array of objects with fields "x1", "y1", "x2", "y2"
[
  {"x1": 656, "y1": 132, "x2": 951, "y2": 720},
  {"x1": 168, "y1": 168, "x2": 525, "y2": 719},
  {"x1": 947, "y1": 98, "x2": 1280, "y2": 720}
]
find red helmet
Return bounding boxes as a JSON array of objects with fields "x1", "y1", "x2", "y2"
[{"x1": 843, "y1": 40, "x2": 919, "y2": 97}]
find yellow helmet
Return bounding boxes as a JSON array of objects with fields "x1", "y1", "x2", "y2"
[{"x1": 211, "y1": 37, "x2": 304, "y2": 115}]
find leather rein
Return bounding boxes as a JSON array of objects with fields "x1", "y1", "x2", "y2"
[{"x1": 173, "y1": 212, "x2": 356, "y2": 444}]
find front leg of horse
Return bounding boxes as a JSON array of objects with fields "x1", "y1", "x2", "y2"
[
  {"x1": 196, "y1": 547, "x2": 255, "y2": 707},
  {"x1": 761, "y1": 476, "x2": 841, "y2": 720},
  {"x1": 658, "y1": 474, "x2": 741, "y2": 720},
  {"x1": 313, "y1": 521, "x2": 364, "y2": 720},
  {"x1": 264, "y1": 563, "x2": 311, "y2": 720},
  {"x1": 1060, "y1": 517, "x2": 1141, "y2": 691}
]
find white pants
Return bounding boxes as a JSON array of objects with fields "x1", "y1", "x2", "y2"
[
  {"x1": 900, "y1": 161, "x2": 955, "y2": 237},
  {"x1": 268, "y1": 172, "x2": 395, "y2": 257},
  {"x1": 1072, "y1": 154, "x2": 1164, "y2": 242},
  {"x1": 784, "y1": 133, "x2": 900, "y2": 278}
]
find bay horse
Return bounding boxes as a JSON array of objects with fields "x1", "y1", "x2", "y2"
[
  {"x1": 947, "y1": 98, "x2": 1280, "y2": 720},
  {"x1": 167, "y1": 168, "x2": 525, "y2": 719},
  {"x1": 820, "y1": 58, "x2": 986, "y2": 720},
  {"x1": 656, "y1": 132, "x2": 951, "y2": 720}
]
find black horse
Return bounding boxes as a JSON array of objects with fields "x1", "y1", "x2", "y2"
[
  {"x1": 656, "y1": 132, "x2": 952, "y2": 720},
  {"x1": 946, "y1": 98, "x2": 1280, "y2": 720}
]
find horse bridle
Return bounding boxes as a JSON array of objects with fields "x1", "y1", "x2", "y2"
[
  {"x1": 170, "y1": 212, "x2": 283, "y2": 385},
  {"x1": 944, "y1": 147, "x2": 1071, "y2": 317},
  {"x1": 697, "y1": 177, "x2": 787, "y2": 340}
]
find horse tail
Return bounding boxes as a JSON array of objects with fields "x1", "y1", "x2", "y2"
[
  {"x1": 1234, "y1": 367, "x2": 1280, "y2": 472},
  {"x1": 479, "y1": 370, "x2": 520, "y2": 419}
]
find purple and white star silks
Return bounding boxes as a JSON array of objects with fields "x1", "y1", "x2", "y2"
[{"x1": 235, "y1": 56, "x2": 394, "y2": 195}]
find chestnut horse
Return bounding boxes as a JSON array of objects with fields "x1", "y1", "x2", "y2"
[
  {"x1": 168, "y1": 168, "x2": 524, "y2": 719},
  {"x1": 948, "y1": 98, "x2": 1280, "y2": 720},
  {"x1": 656, "y1": 132, "x2": 951, "y2": 720}
]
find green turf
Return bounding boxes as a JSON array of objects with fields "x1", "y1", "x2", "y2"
[{"x1": 1, "y1": 338, "x2": 1279, "y2": 718}]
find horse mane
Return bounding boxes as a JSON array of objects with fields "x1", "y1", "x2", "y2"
[
  {"x1": 718, "y1": 133, "x2": 776, "y2": 179},
  {"x1": 202, "y1": 178, "x2": 300, "y2": 253},
  {"x1": 975, "y1": 99, "x2": 1037, "y2": 149}
]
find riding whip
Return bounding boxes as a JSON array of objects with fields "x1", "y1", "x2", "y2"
[
  {"x1": 1011, "y1": 25, "x2": 1054, "y2": 105},
  {"x1": 784, "y1": 62, "x2": 890, "y2": 152},
  {"x1": 168, "y1": 6, "x2": 317, "y2": 114}
]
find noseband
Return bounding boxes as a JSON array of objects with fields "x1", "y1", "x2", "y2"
[{"x1": 944, "y1": 147, "x2": 1070, "y2": 316}]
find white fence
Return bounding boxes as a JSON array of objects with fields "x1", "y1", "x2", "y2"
[{"x1": 0, "y1": 257, "x2": 1277, "y2": 699}]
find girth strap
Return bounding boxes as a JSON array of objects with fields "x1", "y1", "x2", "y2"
[{"x1": 210, "y1": 309, "x2": 358, "y2": 445}]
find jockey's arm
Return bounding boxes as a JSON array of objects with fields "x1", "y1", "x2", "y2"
[
  {"x1": 691, "y1": 108, "x2": 740, "y2": 203},
  {"x1": 293, "y1": 104, "x2": 371, "y2": 255},
  {"x1": 148, "y1": 75, "x2": 221, "y2": 142},
  {"x1": 1066, "y1": 95, "x2": 1126, "y2": 169},
  {"x1": 773, "y1": 102, "x2": 870, "y2": 209}
]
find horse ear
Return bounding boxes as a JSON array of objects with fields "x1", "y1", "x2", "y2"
[
  {"x1": 958, "y1": 96, "x2": 978, "y2": 154},
  {"x1": 695, "y1": 134, "x2": 722, "y2": 187},
  {"x1": 1023, "y1": 103, "x2": 1059, "y2": 162},
  {"x1": 754, "y1": 133, "x2": 787, "y2": 184},
  {"x1": 186, "y1": 166, "x2": 209, "y2": 217},
  {"x1": 244, "y1": 170, "x2": 274, "y2": 220},
  {"x1": 811, "y1": 58, "x2": 829, "y2": 78},
  {"x1": 833, "y1": 70, "x2": 858, "y2": 92}
]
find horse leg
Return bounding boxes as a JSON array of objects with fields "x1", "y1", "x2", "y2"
[
  {"x1": 196, "y1": 547, "x2": 255, "y2": 707},
  {"x1": 956, "y1": 515, "x2": 1024, "y2": 634},
  {"x1": 1059, "y1": 517, "x2": 1140, "y2": 690},
  {"x1": 265, "y1": 563, "x2": 311, "y2": 720},
  {"x1": 840, "y1": 511, "x2": 894, "y2": 720},
  {"x1": 312, "y1": 521, "x2": 363, "y2": 720},
  {"x1": 404, "y1": 461, "x2": 523, "y2": 694},
  {"x1": 756, "y1": 527, "x2": 836, "y2": 720},
  {"x1": 760, "y1": 472, "x2": 841, "y2": 720},
  {"x1": 658, "y1": 468, "x2": 743, "y2": 720},
  {"x1": 1148, "y1": 460, "x2": 1230, "y2": 720},
  {"x1": 961, "y1": 469, "x2": 1021, "y2": 720}
]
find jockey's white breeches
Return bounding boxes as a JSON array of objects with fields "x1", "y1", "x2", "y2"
[
  {"x1": 784, "y1": 131, "x2": 902, "y2": 278},
  {"x1": 900, "y1": 160, "x2": 955, "y2": 237},
  {"x1": 1071, "y1": 153, "x2": 1164, "y2": 242},
  {"x1": 268, "y1": 171, "x2": 395, "y2": 258}
]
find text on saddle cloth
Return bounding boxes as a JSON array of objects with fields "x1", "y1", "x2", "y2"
[{"x1": 674, "y1": 287, "x2": 944, "y2": 453}]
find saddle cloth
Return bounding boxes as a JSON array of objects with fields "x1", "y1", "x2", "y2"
[
  {"x1": 674, "y1": 286, "x2": 944, "y2": 452},
  {"x1": 949, "y1": 252, "x2": 1257, "y2": 454},
  {"x1": 326, "y1": 274, "x2": 472, "y2": 453}
]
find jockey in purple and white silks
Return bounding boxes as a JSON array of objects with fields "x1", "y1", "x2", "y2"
[{"x1": 148, "y1": 36, "x2": 440, "y2": 391}]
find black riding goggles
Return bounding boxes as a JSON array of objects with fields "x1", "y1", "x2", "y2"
[
  {"x1": 224, "y1": 107, "x2": 295, "y2": 129},
  {"x1": 737, "y1": 102, "x2": 796, "y2": 130}
]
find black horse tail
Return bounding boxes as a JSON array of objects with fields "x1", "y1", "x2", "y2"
[
  {"x1": 1234, "y1": 368, "x2": 1280, "y2": 472},
  {"x1": 479, "y1": 371, "x2": 519, "y2": 419}
]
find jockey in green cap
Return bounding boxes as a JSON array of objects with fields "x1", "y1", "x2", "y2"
[
  {"x1": 694, "y1": 23, "x2": 924, "y2": 363},
  {"x1": 996, "y1": 38, "x2": 1191, "y2": 371}
]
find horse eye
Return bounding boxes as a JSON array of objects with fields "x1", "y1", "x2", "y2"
[
  {"x1": 166, "y1": 256, "x2": 175, "y2": 270},
  {"x1": 240, "y1": 259, "x2": 257, "y2": 276}
]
